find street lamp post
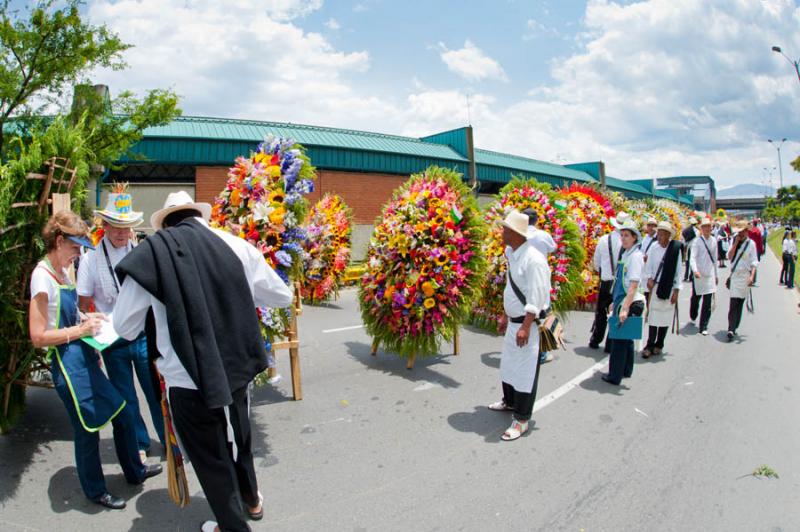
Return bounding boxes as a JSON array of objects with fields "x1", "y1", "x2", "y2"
[
  {"x1": 768, "y1": 138, "x2": 787, "y2": 190},
  {"x1": 772, "y1": 46, "x2": 800, "y2": 85}
]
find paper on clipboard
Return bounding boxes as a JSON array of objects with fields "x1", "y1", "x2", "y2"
[{"x1": 80, "y1": 314, "x2": 120, "y2": 352}]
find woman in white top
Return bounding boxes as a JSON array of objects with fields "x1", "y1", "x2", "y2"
[
  {"x1": 781, "y1": 230, "x2": 797, "y2": 289},
  {"x1": 725, "y1": 220, "x2": 759, "y2": 340},
  {"x1": 28, "y1": 211, "x2": 159, "y2": 509},
  {"x1": 601, "y1": 218, "x2": 646, "y2": 386}
]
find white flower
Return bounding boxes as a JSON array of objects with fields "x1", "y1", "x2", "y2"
[{"x1": 252, "y1": 203, "x2": 275, "y2": 222}]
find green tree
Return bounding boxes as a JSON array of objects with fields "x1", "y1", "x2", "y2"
[
  {"x1": 791, "y1": 154, "x2": 799, "y2": 173},
  {"x1": 0, "y1": 0, "x2": 129, "y2": 158}
]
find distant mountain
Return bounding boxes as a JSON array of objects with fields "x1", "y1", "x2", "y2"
[{"x1": 717, "y1": 183, "x2": 775, "y2": 197}]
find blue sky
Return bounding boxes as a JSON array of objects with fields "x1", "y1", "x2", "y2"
[{"x1": 33, "y1": 1, "x2": 800, "y2": 187}]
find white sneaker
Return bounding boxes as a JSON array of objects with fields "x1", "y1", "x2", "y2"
[
  {"x1": 201, "y1": 521, "x2": 218, "y2": 532},
  {"x1": 267, "y1": 374, "x2": 282, "y2": 385},
  {"x1": 701, "y1": 330, "x2": 709, "y2": 336},
  {"x1": 139, "y1": 450, "x2": 147, "y2": 464},
  {"x1": 540, "y1": 353, "x2": 554, "y2": 363}
]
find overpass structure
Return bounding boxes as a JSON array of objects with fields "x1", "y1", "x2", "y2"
[
  {"x1": 656, "y1": 176, "x2": 716, "y2": 212},
  {"x1": 714, "y1": 195, "x2": 768, "y2": 215}
]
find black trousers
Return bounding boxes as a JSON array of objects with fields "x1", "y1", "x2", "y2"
[
  {"x1": 646, "y1": 326, "x2": 669, "y2": 350},
  {"x1": 683, "y1": 248, "x2": 692, "y2": 281},
  {"x1": 502, "y1": 360, "x2": 541, "y2": 422},
  {"x1": 170, "y1": 386, "x2": 258, "y2": 532},
  {"x1": 607, "y1": 339, "x2": 634, "y2": 384},
  {"x1": 590, "y1": 280, "x2": 614, "y2": 346},
  {"x1": 728, "y1": 297, "x2": 745, "y2": 333},
  {"x1": 780, "y1": 253, "x2": 790, "y2": 284},
  {"x1": 689, "y1": 282, "x2": 713, "y2": 332},
  {"x1": 783, "y1": 254, "x2": 796, "y2": 288}
]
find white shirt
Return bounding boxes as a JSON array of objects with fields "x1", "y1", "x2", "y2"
[
  {"x1": 77, "y1": 237, "x2": 133, "y2": 314},
  {"x1": 503, "y1": 241, "x2": 551, "y2": 318},
  {"x1": 113, "y1": 219, "x2": 294, "y2": 390},
  {"x1": 782, "y1": 238, "x2": 797, "y2": 256},
  {"x1": 731, "y1": 238, "x2": 759, "y2": 273},
  {"x1": 644, "y1": 241, "x2": 682, "y2": 292},
  {"x1": 618, "y1": 246, "x2": 644, "y2": 293},
  {"x1": 641, "y1": 233, "x2": 657, "y2": 259},
  {"x1": 593, "y1": 231, "x2": 622, "y2": 281},
  {"x1": 690, "y1": 234, "x2": 718, "y2": 278},
  {"x1": 30, "y1": 260, "x2": 71, "y2": 330},
  {"x1": 526, "y1": 226, "x2": 556, "y2": 256}
]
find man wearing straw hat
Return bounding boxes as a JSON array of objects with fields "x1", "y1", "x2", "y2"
[
  {"x1": 689, "y1": 217, "x2": 718, "y2": 335},
  {"x1": 488, "y1": 210, "x2": 551, "y2": 441},
  {"x1": 642, "y1": 221, "x2": 682, "y2": 358},
  {"x1": 725, "y1": 220, "x2": 758, "y2": 341},
  {"x1": 588, "y1": 212, "x2": 630, "y2": 351},
  {"x1": 641, "y1": 216, "x2": 658, "y2": 262},
  {"x1": 77, "y1": 188, "x2": 165, "y2": 462},
  {"x1": 113, "y1": 191, "x2": 293, "y2": 532}
]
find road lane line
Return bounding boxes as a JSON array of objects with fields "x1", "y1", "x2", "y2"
[
  {"x1": 532, "y1": 357, "x2": 608, "y2": 414},
  {"x1": 322, "y1": 324, "x2": 364, "y2": 333}
]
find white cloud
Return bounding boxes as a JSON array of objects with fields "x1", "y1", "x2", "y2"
[
  {"x1": 324, "y1": 18, "x2": 340, "y2": 30},
  {"x1": 438, "y1": 40, "x2": 508, "y2": 83},
  {"x1": 523, "y1": 18, "x2": 561, "y2": 40}
]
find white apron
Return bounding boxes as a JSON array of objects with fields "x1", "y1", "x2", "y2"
[
  {"x1": 501, "y1": 322, "x2": 539, "y2": 392},
  {"x1": 728, "y1": 268, "x2": 751, "y2": 299},
  {"x1": 647, "y1": 295, "x2": 674, "y2": 327},
  {"x1": 693, "y1": 274, "x2": 717, "y2": 296}
]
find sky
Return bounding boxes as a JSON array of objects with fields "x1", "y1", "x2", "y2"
[{"x1": 58, "y1": 1, "x2": 800, "y2": 188}]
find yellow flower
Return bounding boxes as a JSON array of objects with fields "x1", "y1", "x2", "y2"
[
  {"x1": 421, "y1": 282, "x2": 435, "y2": 297},
  {"x1": 268, "y1": 165, "x2": 281, "y2": 179},
  {"x1": 268, "y1": 189, "x2": 285, "y2": 204},
  {"x1": 268, "y1": 206, "x2": 286, "y2": 225},
  {"x1": 253, "y1": 152, "x2": 269, "y2": 165},
  {"x1": 423, "y1": 298, "x2": 435, "y2": 309},
  {"x1": 435, "y1": 254, "x2": 448, "y2": 266}
]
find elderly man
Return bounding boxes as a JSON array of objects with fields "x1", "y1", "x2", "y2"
[
  {"x1": 689, "y1": 217, "x2": 718, "y2": 335},
  {"x1": 488, "y1": 210, "x2": 550, "y2": 442},
  {"x1": 589, "y1": 212, "x2": 631, "y2": 351},
  {"x1": 114, "y1": 191, "x2": 293, "y2": 532},
  {"x1": 522, "y1": 207, "x2": 555, "y2": 365},
  {"x1": 78, "y1": 190, "x2": 164, "y2": 462},
  {"x1": 642, "y1": 222, "x2": 682, "y2": 357},
  {"x1": 641, "y1": 217, "x2": 658, "y2": 262}
]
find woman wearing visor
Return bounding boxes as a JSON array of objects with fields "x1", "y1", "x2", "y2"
[{"x1": 28, "y1": 211, "x2": 161, "y2": 510}]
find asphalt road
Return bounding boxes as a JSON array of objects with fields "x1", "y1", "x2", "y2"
[{"x1": 2, "y1": 250, "x2": 799, "y2": 532}]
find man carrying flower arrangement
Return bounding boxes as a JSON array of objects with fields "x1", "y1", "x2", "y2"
[{"x1": 488, "y1": 210, "x2": 551, "y2": 441}]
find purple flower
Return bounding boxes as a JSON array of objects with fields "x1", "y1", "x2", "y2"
[{"x1": 275, "y1": 250, "x2": 293, "y2": 267}]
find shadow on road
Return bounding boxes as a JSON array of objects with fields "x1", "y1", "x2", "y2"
[
  {"x1": 0, "y1": 387, "x2": 72, "y2": 504},
  {"x1": 250, "y1": 380, "x2": 294, "y2": 407},
  {"x1": 573, "y1": 345, "x2": 608, "y2": 362},
  {"x1": 447, "y1": 406, "x2": 538, "y2": 443},
  {"x1": 579, "y1": 374, "x2": 629, "y2": 395},
  {"x1": 344, "y1": 341, "x2": 461, "y2": 389},
  {"x1": 479, "y1": 351, "x2": 501, "y2": 369},
  {"x1": 130, "y1": 488, "x2": 213, "y2": 531},
  {"x1": 712, "y1": 330, "x2": 747, "y2": 345},
  {"x1": 47, "y1": 465, "x2": 145, "y2": 515}
]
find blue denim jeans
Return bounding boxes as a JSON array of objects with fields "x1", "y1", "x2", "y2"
[
  {"x1": 102, "y1": 336, "x2": 165, "y2": 451},
  {"x1": 52, "y1": 359, "x2": 145, "y2": 500}
]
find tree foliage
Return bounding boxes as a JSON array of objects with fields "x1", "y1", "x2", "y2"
[{"x1": 0, "y1": 0, "x2": 130, "y2": 158}]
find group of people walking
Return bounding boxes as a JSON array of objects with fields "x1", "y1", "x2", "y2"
[{"x1": 27, "y1": 189, "x2": 782, "y2": 530}]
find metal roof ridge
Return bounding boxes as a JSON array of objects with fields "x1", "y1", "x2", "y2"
[
  {"x1": 172, "y1": 115, "x2": 436, "y2": 144},
  {"x1": 474, "y1": 147, "x2": 578, "y2": 170}
]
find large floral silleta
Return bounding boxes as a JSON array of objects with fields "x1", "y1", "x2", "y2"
[
  {"x1": 359, "y1": 166, "x2": 487, "y2": 358},
  {"x1": 301, "y1": 194, "x2": 352, "y2": 304},
  {"x1": 558, "y1": 183, "x2": 615, "y2": 304},
  {"x1": 211, "y1": 136, "x2": 316, "y2": 343},
  {"x1": 471, "y1": 178, "x2": 585, "y2": 332}
]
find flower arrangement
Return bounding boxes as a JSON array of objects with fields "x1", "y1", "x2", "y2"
[
  {"x1": 301, "y1": 194, "x2": 353, "y2": 304},
  {"x1": 654, "y1": 199, "x2": 684, "y2": 237},
  {"x1": 211, "y1": 135, "x2": 316, "y2": 343},
  {"x1": 358, "y1": 166, "x2": 487, "y2": 358},
  {"x1": 558, "y1": 183, "x2": 615, "y2": 303},
  {"x1": 471, "y1": 178, "x2": 585, "y2": 332}
]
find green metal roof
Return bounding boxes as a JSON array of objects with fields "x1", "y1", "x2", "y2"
[
  {"x1": 141, "y1": 116, "x2": 467, "y2": 162},
  {"x1": 605, "y1": 176, "x2": 651, "y2": 198},
  {"x1": 474, "y1": 148, "x2": 594, "y2": 183}
]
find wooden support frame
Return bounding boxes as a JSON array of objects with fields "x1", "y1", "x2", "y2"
[
  {"x1": 268, "y1": 282, "x2": 304, "y2": 400},
  {"x1": 370, "y1": 327, "x2": 460, "y2": 370}
]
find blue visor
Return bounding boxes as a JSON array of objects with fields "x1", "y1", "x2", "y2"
[{"x1": 66, "y1": 235, "x2": 95, "y2": 250}]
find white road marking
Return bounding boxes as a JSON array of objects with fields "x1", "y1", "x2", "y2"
[
  {"x1": 322, "y1": 324, "x2": 364, "y2": 333},
  {"x1": 532, "y1": 358, "x2": 608, "y2": 414},
  {"x1": 634, "y1": 408, "x2": 649, "y2": 417}
]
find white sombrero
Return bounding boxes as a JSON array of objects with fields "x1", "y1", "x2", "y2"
[
  {"x1": 94, "y1": 193, "x2": 144, "y2": 228},
  {"x1": 150, "y1": 190, "x2": 212, "y2": 230}
]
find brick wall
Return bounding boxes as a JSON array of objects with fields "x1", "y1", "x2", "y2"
[{"x1": 194, "y1": 166, "x2": 406, "y2": 224}]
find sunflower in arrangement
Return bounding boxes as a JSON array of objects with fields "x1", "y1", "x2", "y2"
[
  {"x1": 558, "y1": 183, "x2": 615, "y2": 304},
  {"x1": 472, "y1": 178, "x2": 585, "y2": 332},
  {"x1": 301, "y1": 194, "x2": 353, "y2": 304},
  {"x1": 211, "y1": 135, "x2": 316, "y2": 343},
  {"x1": 359, "y1": 166, "x2": 486, "y2": 361}
]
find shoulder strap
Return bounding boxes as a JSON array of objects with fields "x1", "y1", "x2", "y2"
[
  {"x1": 730, "y1": 240, "x2": 749, "y2": 273},
  {"x1": 101, "y1": 240, "x2": 121, "y2": 293},
  {"x1": 507, "y1": 269, "x2": 526, "y2": 306},
  {"x1": 607, "y1": 234, "x2": 615, "y2": 274},
  {"x1": 699, "y1": 236, "x2": 715, "y2": 262}
]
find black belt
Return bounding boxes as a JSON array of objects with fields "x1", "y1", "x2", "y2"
[
  {"x1": 509, "y1": 316, "x2": 525, "y2": 324},
  {"x1": 509, "y1": 310, "x2": 548, "y2": 324}
]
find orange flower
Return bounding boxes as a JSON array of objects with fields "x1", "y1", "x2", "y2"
[{"x1": 421, "y1": 282, "x2": 435, "y2": 297}]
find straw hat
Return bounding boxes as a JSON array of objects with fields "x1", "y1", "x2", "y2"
[
  {"x1": 501, "y1": 210, "x2": 529, "y2": 238},
  {"x1": 732, "y1": 220, "x2": 750, "y2": 233},
  {"x1": 94, "y1": 192, "x2": 144, "y2": 228},
  {"x1": 645, "y1": 216, "x2": 658, "y2": 226},
  {"x1": 610, "y1": 211, "x2": 632, "y2": 229},
  {"x1": 150, "y1": 190, "x2": 212, "y2": 230},
  {"x1": 688, "y1": 216, "x2": 698, "y2": 225},
  {"x1": 699, "y1": 217, "x2": 713, "y2": 227},
  {"x1": 617, "y1": 218, "x2": 641, "y2": 241},
  {"x1": 656, "y1": 221, "x2": 675, "y2": 238}
]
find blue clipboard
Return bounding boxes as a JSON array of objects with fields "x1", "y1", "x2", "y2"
[{"x1": 608, "y1": 315, "x2": 643, "y2": 340}]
